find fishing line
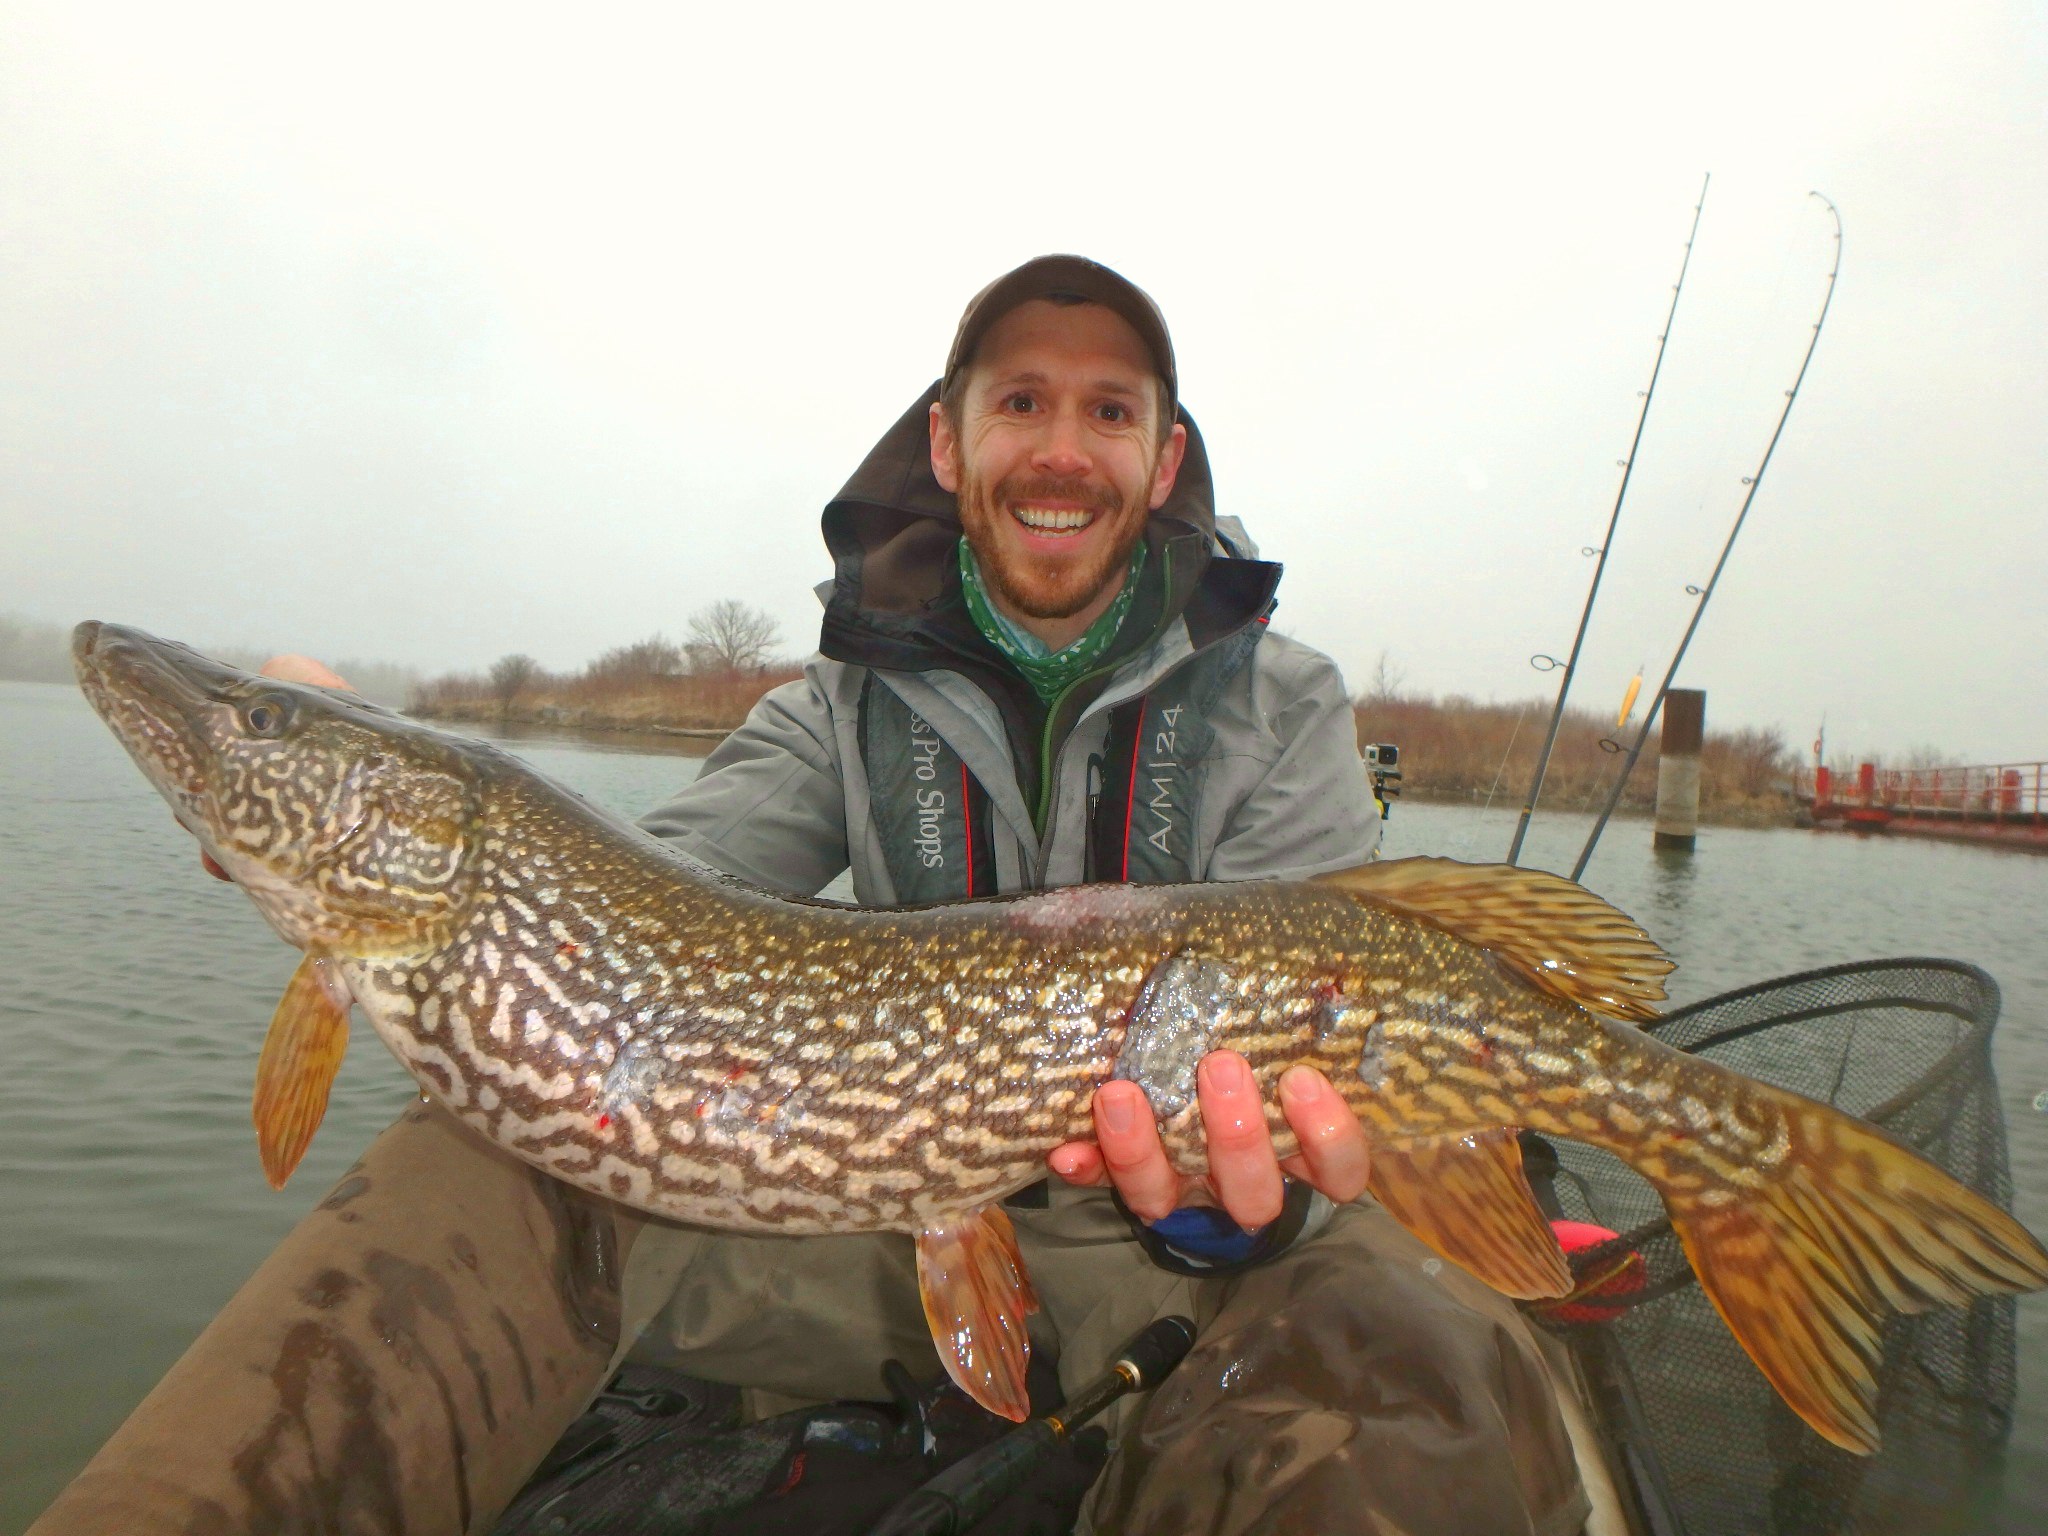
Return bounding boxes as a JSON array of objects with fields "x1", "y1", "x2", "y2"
[
  {"x1": 1482, "y1": 700, "x2": 1535, "y2": 813},
  {"x1": 1618, "y1": 203, "x2": 1806, "y2": 736},
  {"x1": 1561, "y1": 190, "x2": 1807, "y2": 801},
  {"x1": 1576, "y1": 205, "x2": 1820, "y2": 805},
  {"x1": 1505, "y1": 175, "x2": 1710, "y2": 865},
  {"x1": 1570, "y1": 193, "x2": 1843, "y2": 881}
]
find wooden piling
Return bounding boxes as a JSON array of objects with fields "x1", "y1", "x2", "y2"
[{"x1": 1654, "y1": 689, "x2": 1704, "y2": 852}]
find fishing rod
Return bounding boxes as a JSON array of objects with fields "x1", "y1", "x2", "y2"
[
  {"x1": 868, "y1": 1315, "x2": 1197, "y2": 1536},
  {"x1": 1505, "y1": 175, "x2": 1711, "y2": 866},
  {"x1": 1569, "y1": 192, "x2": 1843, "y2": 882}
]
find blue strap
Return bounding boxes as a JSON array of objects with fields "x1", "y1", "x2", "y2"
[
  {"x1": 1146, "y1": 1204, "x2": 1272, "y2": 1267},
  {"x1": 1127, "y1": 1180, "x2": 1316, "y2": 1276}
]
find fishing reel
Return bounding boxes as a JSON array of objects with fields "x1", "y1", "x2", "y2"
[{"x1": 1365, "y1": 742, "x2": 1402, "y2": 820}]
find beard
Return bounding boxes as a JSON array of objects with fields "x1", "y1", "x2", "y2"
[{"x1": 957, "y1": 470, "x2": 1151, "y2": 621}]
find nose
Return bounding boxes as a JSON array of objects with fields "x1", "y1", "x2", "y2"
[{"x1": 1030, "y1": 404, "x2": 1093, "y2": 478}]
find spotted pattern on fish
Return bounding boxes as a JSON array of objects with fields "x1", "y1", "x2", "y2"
[{"x1": 307, "y1": 770, "x2": 1791, "y2": 1241}]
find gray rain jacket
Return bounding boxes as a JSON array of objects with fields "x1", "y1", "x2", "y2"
[
  {"x1": 619, "y1": 397, "x2": 1589, "y2": 1528},
  {"x1": 639, "y1": 387, "x2": 1381, "y2": 901}
]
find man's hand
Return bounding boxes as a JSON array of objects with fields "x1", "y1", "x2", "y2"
[
  {"x1": 197, "y1": 654, "x2": 353, "y2": 882},
  {"x1": 1046, "y1": 1051, "x2": 1370, "y2": 1229},
  {"x1": 260, "y1": 654, "x2": 353, "y2": 691}
]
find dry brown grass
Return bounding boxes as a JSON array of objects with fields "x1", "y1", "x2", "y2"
[
  {"x1": 412, "y1": 665, "x2": 800, "y2": 735},
  {"x1": 413, "y1": 652, "x2": 1796, "y2": 828},
  {"x1": 1355, "y1": 692, "x2": 1796, "y2": 827}
]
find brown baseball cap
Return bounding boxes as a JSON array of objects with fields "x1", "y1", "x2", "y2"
[{"x1": 943, "y1": 254, "x2": 1178, "y2": 417}]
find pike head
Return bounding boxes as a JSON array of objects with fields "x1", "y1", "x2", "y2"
[
  {"x1": 75, "y1": 620, "x2": 489, "y2": 1185},
  {"x1": 73, "y1": 620, "x2": 483, "y2": 959}
]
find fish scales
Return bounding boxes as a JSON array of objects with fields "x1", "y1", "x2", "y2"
[
  {"x1": 325, "y1": 820, "x2": 2032, "y2": 1320},
  {"x1": 353, "y1": 784, "x2": 1381, "y2": 1234},
  {"x1": 73, "y1": 621, "x2": 2048, "y2": 1444}
]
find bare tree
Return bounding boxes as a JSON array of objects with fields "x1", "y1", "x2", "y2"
[
  {"x1": 1361, "y1": 649, "x2": 1407, "y2": 708},
  {"x1": 489, "y1": 654, "x2": 540, "y2": 713},
  {"x1": 1899, "y1": 744, "x2": 1967, "y2": 770},
  {"x1": 686, "y1": 600, "x2": 782, "y2": 675},
  {"x1": 586, "y1": 635, "x2": 686, "y2": 683},
  {"x1": 1715, "y1": 726, "x2": 1791, "y2": 798}
]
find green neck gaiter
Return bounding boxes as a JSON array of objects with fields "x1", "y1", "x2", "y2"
[{"x1": 958, "y1": 538, "x2": 1146, "y2": 704}]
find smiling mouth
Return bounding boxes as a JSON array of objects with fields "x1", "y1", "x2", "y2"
[{"x1": 1010, "y1": 504, "x2": 1097, "y2": 536}]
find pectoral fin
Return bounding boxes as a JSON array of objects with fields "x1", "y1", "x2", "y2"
[
  {"x1": 1368, "y1": 1128, "x2": 1572, "y2": 1299},
  {"x1": 252, "y1": 956, "x2": 352, "y2": 1189},
  {"x1": 915, "y1": 1207, "x2": 1039, "y2": 1422}
]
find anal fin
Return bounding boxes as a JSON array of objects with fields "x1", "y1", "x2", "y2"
[
  {"x1": 252, "y1": 955, "x2": 352, "y2": 1189},
  {"x1": 1368, "y1": 1128, "x2": 1571, "y2": 1299},
  {"x1": 915, "y1": 1206, "x2": 1039, "y2": 1422}
]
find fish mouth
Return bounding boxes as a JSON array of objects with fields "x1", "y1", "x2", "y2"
[
  {"x1": 73, "y1": 620, "x2": 247, "y2": 814},
  {"x1": 75, "y1": 620, "x2": 255, "y2": 713}
]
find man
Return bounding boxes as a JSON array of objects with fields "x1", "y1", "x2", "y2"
[{"x1": 619, "y1": 256, "x2": 1589, "y2": 1535}]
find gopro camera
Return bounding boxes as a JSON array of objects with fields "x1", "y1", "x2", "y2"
[{"x1": 1364, "y1": 742, "x2": 1402, "y2": 820}]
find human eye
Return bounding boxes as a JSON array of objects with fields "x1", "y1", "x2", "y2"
[
  {"x1": 1094, "y1": 400, "x2": 1133, "y2": 425},
  {"x1": 1003, "y1": 392, "x2": 1038, "y2": 415}
]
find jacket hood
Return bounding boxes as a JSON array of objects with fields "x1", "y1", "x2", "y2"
[{"x1": 818, "y1": 383, "x2": 1276, "y2": 673}]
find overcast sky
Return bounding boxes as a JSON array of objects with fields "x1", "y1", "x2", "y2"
[{"x1": 3, "y1": 2, "x2": 2042, "y2": 763}]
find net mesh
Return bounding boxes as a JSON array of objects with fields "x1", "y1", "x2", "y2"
[{"x1": 1527, "y1": 959, "x2": 2019, "y2": 1536}]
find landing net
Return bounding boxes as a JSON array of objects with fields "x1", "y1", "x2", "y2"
[{"x1": 1527, "y1": 958, "x2": 2021, "y2": 1536}]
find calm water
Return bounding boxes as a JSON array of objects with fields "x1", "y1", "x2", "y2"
[{"x1": 2, "y1": 677, "x2": 2044, "y2": 1531}]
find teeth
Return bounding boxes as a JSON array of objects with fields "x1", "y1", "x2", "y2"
[{"x1": 1012, "y1": 506, "x2": 1094, "y2": 531}]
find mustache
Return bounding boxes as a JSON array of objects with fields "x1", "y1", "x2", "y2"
[{"x1": 992, "y1": 475, "x2": 1124, "y2": 515}]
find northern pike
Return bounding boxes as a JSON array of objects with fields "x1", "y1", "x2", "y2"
[{"x1": 75, "y1": 621, "x2": 2047, "y2": 1452}]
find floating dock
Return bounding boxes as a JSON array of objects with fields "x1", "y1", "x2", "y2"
[{"x1": 1797, "y1": 761, "x2": 2048, "y2": 853}]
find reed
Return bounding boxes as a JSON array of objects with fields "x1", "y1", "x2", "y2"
[
  {"x1": 412, "y1": 652, "x2": 1795, "y2": 827},
  {"x1": 1356, "y1": 693, "x2": 1795, "y2": 828},
  {"x1": 412, "y1": 664, "x2": 801, "y2": 735}
]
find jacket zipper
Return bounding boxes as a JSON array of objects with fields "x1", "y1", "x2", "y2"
[{"x1": 1029, "y1": 561, "x2": 1189, "y2": 861}]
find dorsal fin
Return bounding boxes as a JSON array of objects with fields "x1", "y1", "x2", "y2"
[{"x1": 1315, "y1": 857, "x2": 1672, "y2": 1021}]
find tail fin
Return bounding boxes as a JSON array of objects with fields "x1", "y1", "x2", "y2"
[{"x1": 1662, "y1": 1092, "x2": 2048, "y2": 1453}]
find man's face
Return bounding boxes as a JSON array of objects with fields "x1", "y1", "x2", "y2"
[{"x1": 931, "y1": 300, "x2": 1187, "y2": 632}]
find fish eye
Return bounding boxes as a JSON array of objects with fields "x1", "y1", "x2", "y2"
[{"x1": 242, "y1": 695, "x2": 294, "y2": 738}]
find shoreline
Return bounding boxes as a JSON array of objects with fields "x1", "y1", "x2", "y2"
[
  {"x1": 6, "y1": 676, "x2": 1801, "y2": 825},
  {"x1": 415, "y1": 699, "x2": 1801, "y2": 828},
  {"x1": 412, "y1": 703, "x2": 732, "y2": 756},
  {"x1": 1393, "y1": 788, "x2": 1799, "y2": 831}
]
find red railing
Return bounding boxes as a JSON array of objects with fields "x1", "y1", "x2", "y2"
[{"x1": 1798, "y1": 762, "x2": 2048, "y2": 822}]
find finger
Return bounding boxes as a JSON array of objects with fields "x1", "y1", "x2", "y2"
[
  {"x1": 1047, "y1": 1141, "x2": 1107, "y2": 1187},
  {"x1": 261, "y1": 654, "x2": 353, "y2": 691},
  {"x1": 1198, "y1": 1051, "x2": 1285, "y2": 1228},
  {"x1": 1278, "y1": 1066, "x2": 1371, "y2": 1203},
  {"x1": 1092, "y1": 1080, "x2": 1180, "y2": 1222}
]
